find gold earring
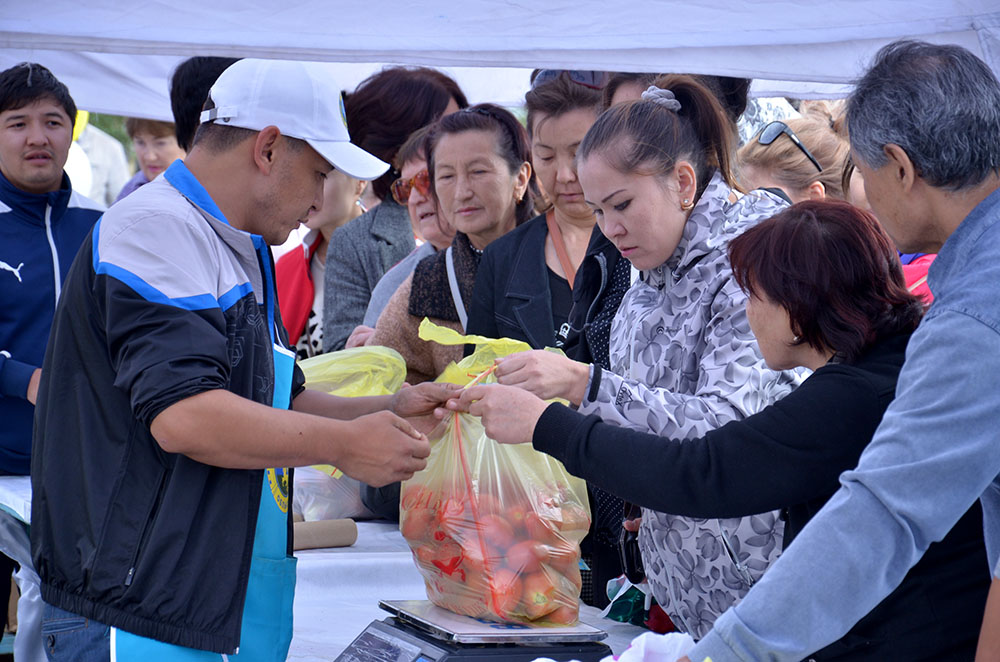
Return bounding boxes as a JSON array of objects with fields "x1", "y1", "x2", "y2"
[{"x1": 680, "y1": 198, "x2": 694, "y2": 211}]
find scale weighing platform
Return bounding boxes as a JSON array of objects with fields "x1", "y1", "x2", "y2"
[{"x1": 335, "y1": 600, "x2": 612, "y2": 662}]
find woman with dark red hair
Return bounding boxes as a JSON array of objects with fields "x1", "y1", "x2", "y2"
[{"x1": 448, "y1": 199, "x2": 989, "y2": 658}]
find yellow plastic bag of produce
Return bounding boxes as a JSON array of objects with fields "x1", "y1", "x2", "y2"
[
  {"x1": 402, "y1": 322, "x2": 590, "y2": 626},
  {"x1": 298, "y1": 346, "x2": 407, "y2": 478}
]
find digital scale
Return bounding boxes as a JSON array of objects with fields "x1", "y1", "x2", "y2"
[{"x1": 335, "y1": 600, "x2": 613, "y2": 662}]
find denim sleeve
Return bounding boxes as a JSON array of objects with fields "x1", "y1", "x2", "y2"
[{"x1": 689, "y1": 308, "x2": 1000, "y2": 662}]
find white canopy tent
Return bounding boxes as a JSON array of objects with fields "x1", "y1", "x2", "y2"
[{"x1": 2, "y1": 1, "x2": 998, "y2": 119}]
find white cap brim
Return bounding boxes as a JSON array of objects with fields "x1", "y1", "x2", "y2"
[{"x1": 309, "y1": 139, "x2": 390, "y2": 181}]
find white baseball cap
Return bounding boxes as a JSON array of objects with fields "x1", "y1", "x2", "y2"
[{"x1": 199, "y1": 59, "x2": 389, "y2": 181}]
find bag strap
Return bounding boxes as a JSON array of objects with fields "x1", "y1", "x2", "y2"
[
  {"x1": 445, "y1": 246, "x2": 468, "y2": 331},
  {"x1": 907, "y1": 274, "x2": 928, "y2": 293},
  {"x1": 546, "y1": 210, "x2": 577, "y2": 290}
]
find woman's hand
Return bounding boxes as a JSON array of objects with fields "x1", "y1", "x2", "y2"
[
  {"x1": 445, "y1": 384, "x2": 548, "y2": 445},
  {"x1": 493, "y1": 350, "x2": 590, "y2": 406},
  {"x1": 345, "y1": 324, "x2": 375, "y2": 348}
]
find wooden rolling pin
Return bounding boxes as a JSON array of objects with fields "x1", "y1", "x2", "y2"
[{"x1": 292, "y1": 518, "x2": 358, "y2": 550}]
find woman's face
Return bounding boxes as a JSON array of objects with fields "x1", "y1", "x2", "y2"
[
  {"x1": 432, "y1": 129, "x2": 529, "y2": 250},
  {"x1": 401, "y1": 158, "x2": 454, "y2": 250},
  {"x1": 745, "y1": 292, "x2": 801, "y2": 371},
  {"x1": 531, "y1": 108, "x2": 598, "y2": 222},
  {"x1": 304, "y1": 169, "x2": 361, "y2": 233},
  {"x1": 609, "y1": 81, "x2": 645, "y2": 107},
  {"x1": 740, "y1": 164, "x2": 824, "y2": 204},
  {"x1": 133, "y1": 130, "x2": 186, "y2": 181},
  {"x1": 578, "y1": 154, "x2": 688, "y2": 271}
]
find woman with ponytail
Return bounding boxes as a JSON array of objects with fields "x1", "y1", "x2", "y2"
[{"x1": 473, "y1": 76, "x2": 802, "y2": 637}]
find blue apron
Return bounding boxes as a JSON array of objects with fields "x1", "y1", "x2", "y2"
[{"x1": 114, "y1": 237, "x2": 296, "y2": 661}]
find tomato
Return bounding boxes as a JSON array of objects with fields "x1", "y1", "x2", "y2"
[
  {"x1": 524, "y1": 511, "x2": 561, "y2": 545},
  {"x1": 437, "y1": 496, "x2": 473, "y2": 538},
  {"x1": 401, "y1": 505, "x2": 435, "y2": 543},
  {"x1": 413, "y1": 544, "x2": 436, "y2": 568},
  {"x1": 490, "y1": 567, "x2": 524, "y2": 620},
  {"x1": 473, "y1": 492, "x2": 503, "y2": 518},
  {"x1": 479, "y1": 514, "x2": 515, "y2": 551},
  {"x1": 543, "y1": 539, "x2": 579, "y2": 573},
  {"x1": 544, "y1": 604, "x2": 579, "y2": 626},
  {"x1": 505, "y1": 540, "x2": 548, "y2": 574},
  {"x1": 522, "y1": 571, "x2": 559, "y2": 620},
  {"x1": 431, "y1": 540, "x2": 465, "y2": 579},
  {"x1": 560, "y1": 559, "x2": 582, "y2": 593},
  {"x1": 503, "y1": 503, "x2": 532, "y2": 536}
]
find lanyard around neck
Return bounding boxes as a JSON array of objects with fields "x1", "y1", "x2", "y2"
[{"x1": 545, "y1": 210, "x2": 577, "y2": 290}]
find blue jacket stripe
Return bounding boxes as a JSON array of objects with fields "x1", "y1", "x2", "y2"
[{"x1": 92, "y1": 219, "x2": 252, "y2": 313}]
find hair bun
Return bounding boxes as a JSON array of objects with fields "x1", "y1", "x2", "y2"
[{"x1": 641, "y1": 86, "x2": 681, "y2": 112}]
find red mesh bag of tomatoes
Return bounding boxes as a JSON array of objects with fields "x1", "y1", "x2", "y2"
[{"x1": 400, "y1": 322, "x2": 591, "y2": 626}]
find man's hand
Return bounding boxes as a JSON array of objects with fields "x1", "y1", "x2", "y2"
[
  {"x1": 345, "y1": 324, "x2": 375, "y2": 349},
  {"x1": 336, "y1": 410, "x2": 431, "y2": 487},
  {"x1": 444, "y1": 384, "x2": 547, "y2": 445},
  {"x1": 390, "y1": 382, "x2": 462, "y2": 435},
  {"x1": 494, "y1": 350, "x2": 590, "y2": 406},
  {"x1": 26, "y1": 368, "x2": 41, "y2": 405}
]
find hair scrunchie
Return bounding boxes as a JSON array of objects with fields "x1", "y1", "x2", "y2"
[{"x1": 641, "y1": 86, "x2": 681, "y2": 112}]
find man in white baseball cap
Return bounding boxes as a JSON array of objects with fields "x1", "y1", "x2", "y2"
[
  {"x1": 30, "y1": 58, "x2": 457, "y2": 662},
  {"x1": 200, "y1": 58, "x2": 389, "y2": 181}
]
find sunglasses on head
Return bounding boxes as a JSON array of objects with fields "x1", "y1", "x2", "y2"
[
  {"x1": 531, "y1": 69, "x2": 610, "y2": 91},
  {"x1": 390, "y1": 169, "x2": 431, "y2": 205},
  {"x1": 756, "y1": 121, "x2": 824, "y2": 174}
]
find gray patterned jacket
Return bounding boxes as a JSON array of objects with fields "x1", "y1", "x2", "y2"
[{"x1": 578, "y1": 172, "x2": 803, "y2": 638}]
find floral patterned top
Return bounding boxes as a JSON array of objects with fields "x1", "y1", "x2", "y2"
[{"x1": 578, "y1": 171, "x2": 803, "y2": 638}]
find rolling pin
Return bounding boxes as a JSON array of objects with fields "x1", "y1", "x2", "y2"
[{"x1": 293, "y1": 518, "x2": 358, "y2": 550}]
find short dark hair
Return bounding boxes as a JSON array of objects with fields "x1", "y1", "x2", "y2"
[
  {"x1": 427, "y1": 103, "x2": 535, "y2": 225},
  {"x1": 579, "y1": 74, "x2": 740, "y2": 198},
  {"x1": 345, "y1": 67, "x2": 468, "y2": 201},
  {"x1": 170, "y1": 57, "x2": 240, "y2": 152},
  {"x1": 728, "y1": 199, "x2": 923, "y2": 362},
  {"x1": 393, "y1": 124, "x2": 435, "y2": 171},
  {"x1": 525, "y1": 73, "x2": 603, "y2": 139},
  {"x1": 0, "y1": 62, "x2": 76, "y2": 125},
  {"x1": 847, "y1": 40, "x2": 1000, "y2": 191}
]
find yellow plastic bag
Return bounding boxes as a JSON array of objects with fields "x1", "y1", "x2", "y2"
[
  {"x1": 298, "y1": 345, "x2": 406, "y2": 396},
  {"x1": 402, "y1": 322, "x2": 590, "y2": 626},
  {"x1": 298, "y1": 346, "x2": 407, "y2": 478}
]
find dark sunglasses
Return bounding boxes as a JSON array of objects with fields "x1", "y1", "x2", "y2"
[
  {"x1": 531, "y1": 69, "x2": 610, "y2": 90},
  {"x1": 390, "y1": 169, "x2": 430, "y2": 205},
  {"x1": 756, "y1": 121, "x2": 823, "y2": 174}
]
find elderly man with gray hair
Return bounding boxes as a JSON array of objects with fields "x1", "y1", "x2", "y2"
[{"x1": 681, "y1": 39, "x2": 1000, "y2": 662}]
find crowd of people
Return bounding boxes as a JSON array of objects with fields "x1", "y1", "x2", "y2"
[{"x1": 0, "y1": 37, "x2": 998, "y2": 662}]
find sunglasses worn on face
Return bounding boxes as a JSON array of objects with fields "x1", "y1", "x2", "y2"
[
  {"x1": 756, "y1": 121, "x2": 824, "y2": 174},
  {"x1": 531, "y1": 69, "x2": 610, "y2": 90},
  {"x1": 390, "y1": 169, "x2": 431, "y2": 205}
]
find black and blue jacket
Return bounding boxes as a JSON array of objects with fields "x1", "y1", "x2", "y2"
[
  {"x1": 0, "y1": 170, "x2": 103, "y2": 475},
  {"x1": 31, "y1": 161, "x2": 304, "y2": 653}
]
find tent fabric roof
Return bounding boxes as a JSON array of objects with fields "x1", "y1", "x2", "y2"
[{"x1": 1, "y1": 1, "x2": 998, "y2": 119}]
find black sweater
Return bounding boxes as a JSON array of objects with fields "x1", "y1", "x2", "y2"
[{"x1": 533, "y1": 332, "x2": 988, "y2": 660}]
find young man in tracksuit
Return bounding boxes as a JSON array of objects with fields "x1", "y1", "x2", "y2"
[
  {"x1": 31, "y1": 59, "x2": 456, "y2": 661},
  {"x1": 0, "y1": 62, "x2": 104, "y2": 662}
]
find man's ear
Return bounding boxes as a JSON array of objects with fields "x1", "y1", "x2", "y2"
[
  {"x1": 252, "y1": 126, "x2": 282, "y2": 174},
  {"x1": 883, "y1": 144, "x2": 917, "y2": 194}
]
